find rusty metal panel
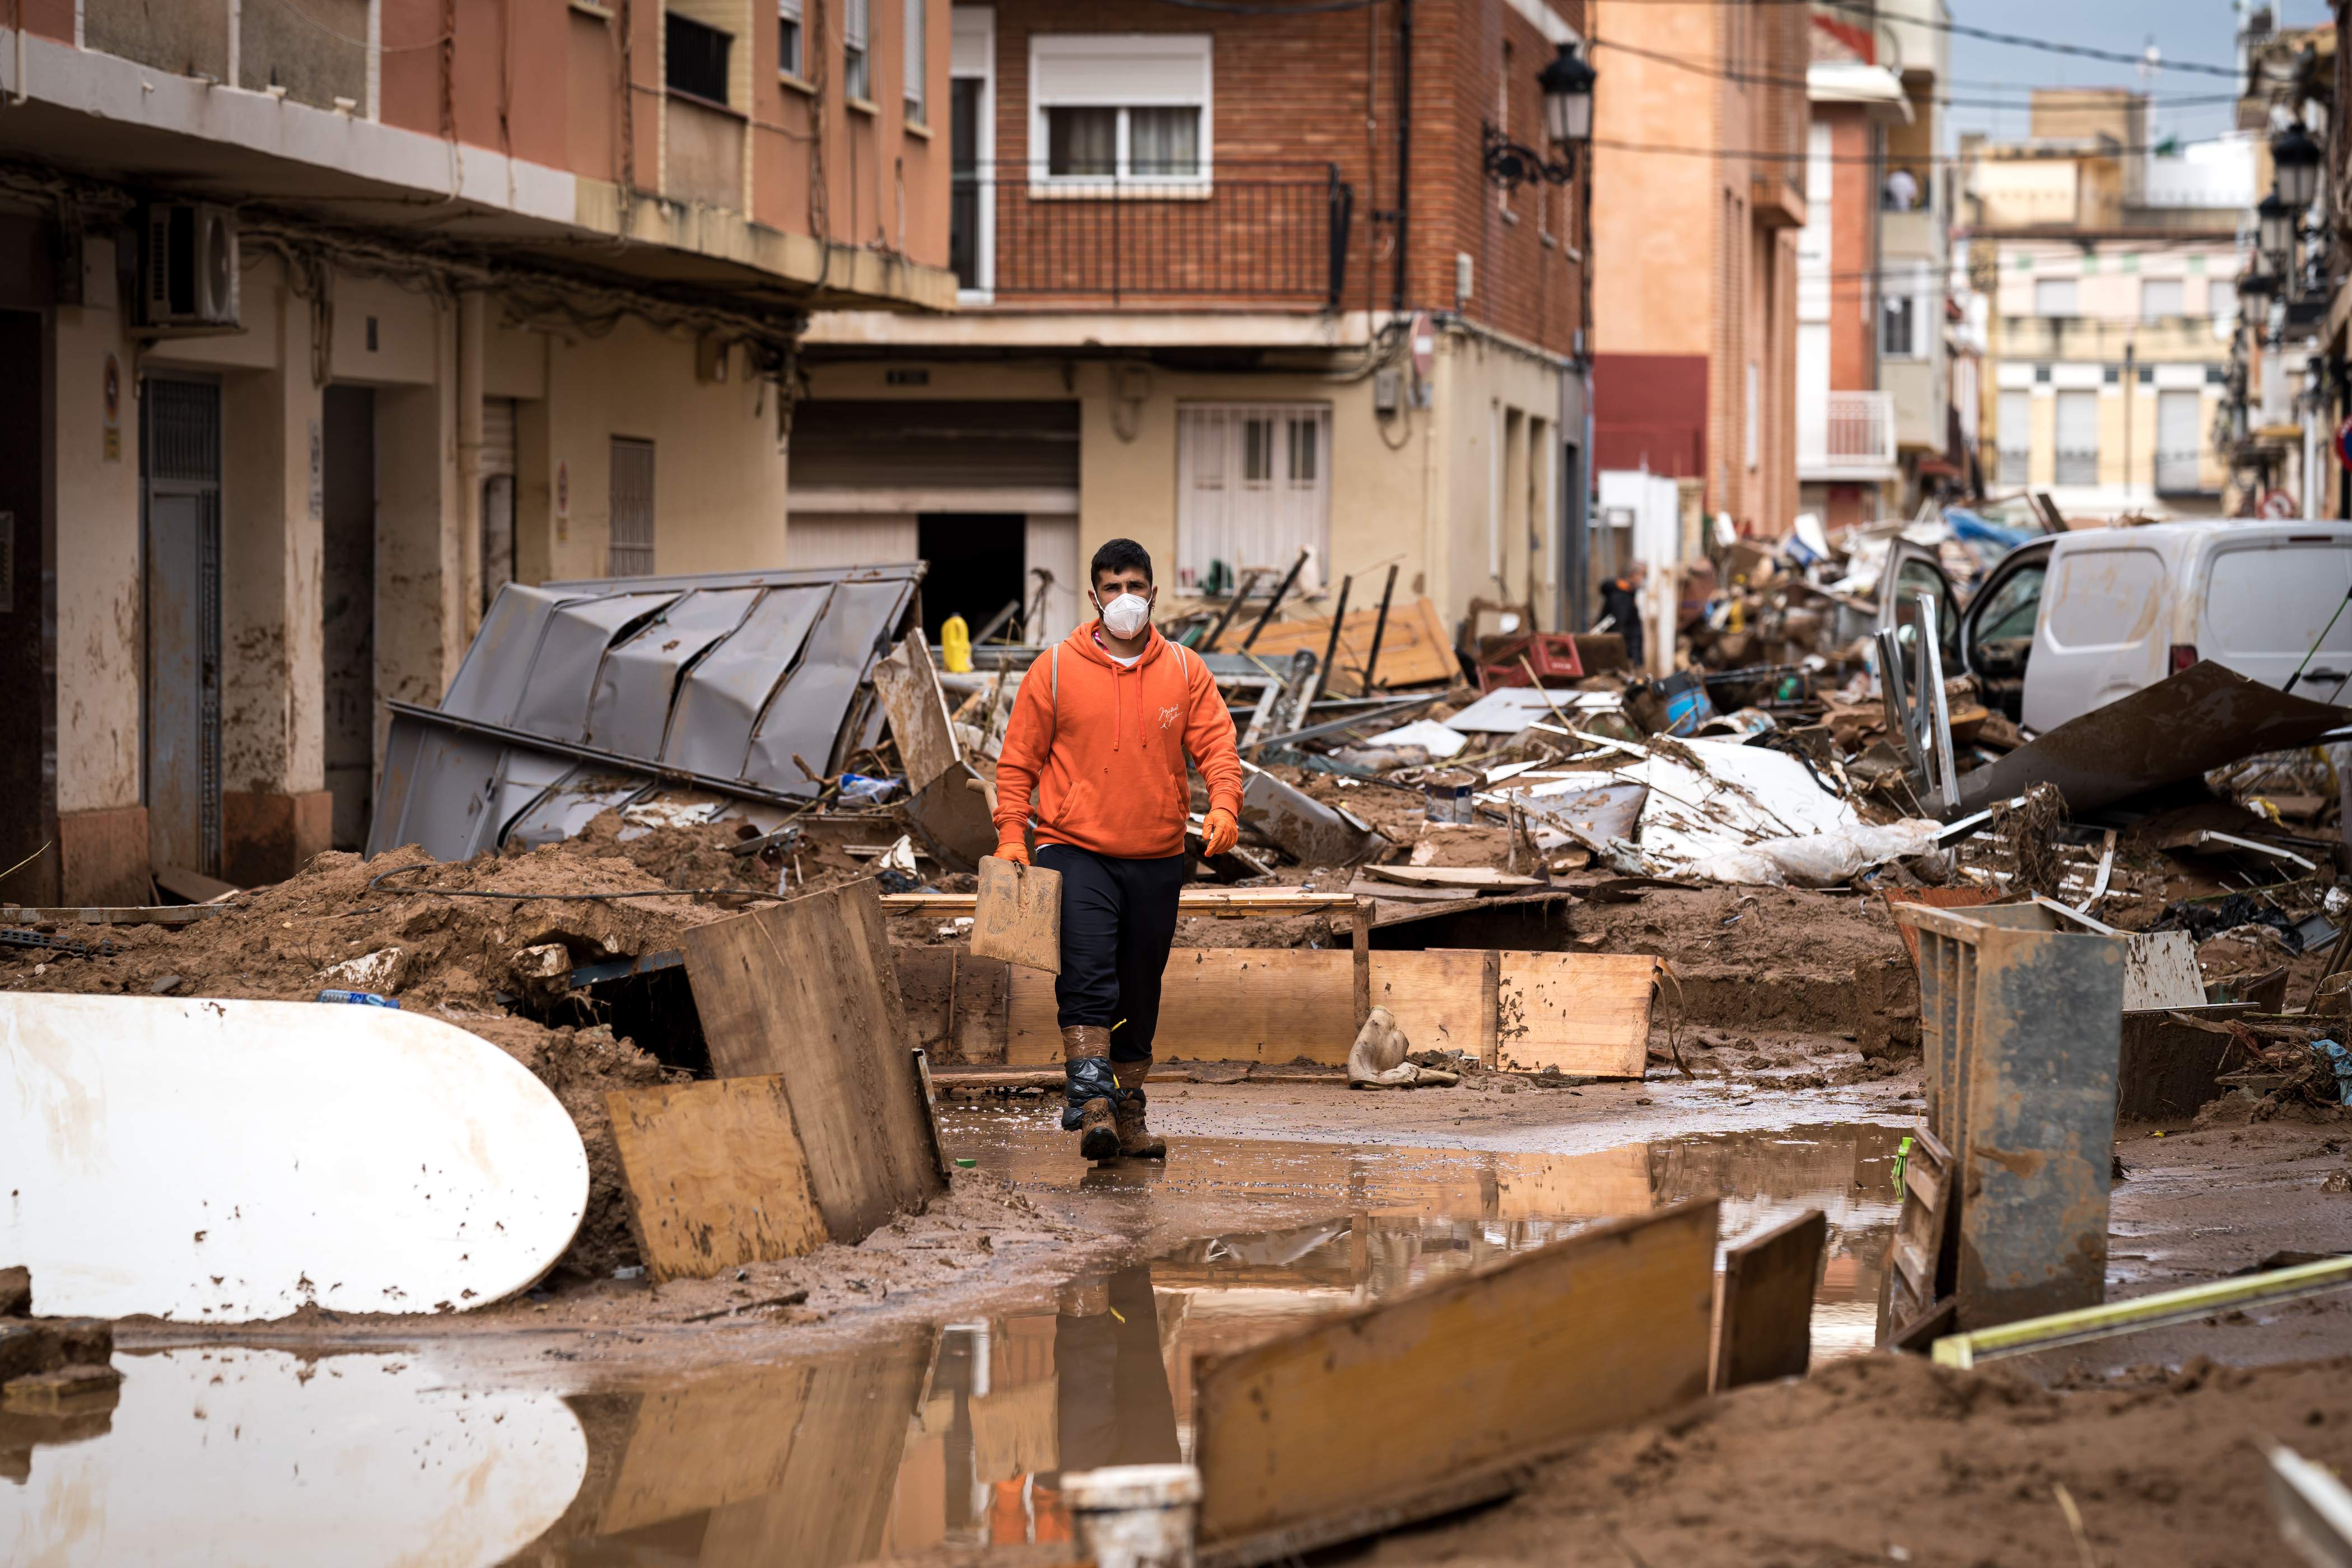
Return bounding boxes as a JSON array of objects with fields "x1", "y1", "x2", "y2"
[
  {"x1": 1956, "y1": 660, "x2": 2350, "y2": 814},
  {"x1": 1896, "y1": 900, "x2": 2126, "y2": 1331},
  {"x1": 1239, "y1": 763, "x2": 1380, "y2": 866}
]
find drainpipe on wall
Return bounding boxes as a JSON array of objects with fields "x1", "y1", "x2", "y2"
[{"x1": 458, "y1": 290, "x2": 486, "y2": 638}]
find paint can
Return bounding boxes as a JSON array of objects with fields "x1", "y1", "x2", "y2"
[
  {"x1": 1062, "y1": 1463, "x2": 1201, "y2": 1568},
  {"x1": 1654, "y1": 670, "x2": 1718, "y2": 738},
  {"x1": 1423, "y1": 771, "x2": 1476, "y2": 825}
]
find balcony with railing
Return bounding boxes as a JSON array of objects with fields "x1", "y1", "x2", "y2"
[
  {"x1": 2155, "y1": 448, "x2": 2208, "y2": 494},
  {"x1": 949, "y1": 161, "x2": 1354, "y2": 309},
  {"x1": 1798, "y1": 389, "x2": 1899, "y2": 481}
]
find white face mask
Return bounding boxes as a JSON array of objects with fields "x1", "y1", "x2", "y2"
[{"x1": 1099, "y1": 592, "x2": 1151, "y2": 639}]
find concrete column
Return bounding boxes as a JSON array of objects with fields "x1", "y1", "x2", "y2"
[
  {"x1": 375, "y1": 304, "x2": 464, "y2": 729},
  {"x1": 457, "y1": 289, "x2": 487, "y2": 638},
  {"x1": 217, "y1": 261, "x2": 330, "y2": 886}
]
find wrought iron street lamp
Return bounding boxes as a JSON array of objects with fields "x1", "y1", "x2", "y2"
[
  {"x1": 2271, "y1": 123, "x2": 2323, "y2": 211},
  {"x1": 2258, "y1": 192, "x2": 2297, "y2": 260},
  {"x1": 1483, "y1": 43, "x2": 1595, "y2": 191}
]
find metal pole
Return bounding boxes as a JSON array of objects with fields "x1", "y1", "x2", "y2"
[
  {"x1": 1361, "y1": 562, "x2": 1400, "y2": 692},
  {"x1": 1313, "y1": 574, "x2": 1353, "y2": 703},
  {"x1": 1200, "y1": 569, "x2": 1263, "y2": 652},
  {"x1": 1239, "y1": 548, "x2": 1312, "y2": 650}
]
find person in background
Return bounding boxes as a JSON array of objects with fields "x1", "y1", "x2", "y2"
[
  {"x1": 1883, "y1": 166, "x2": 1920, "y2": 212},
  {"x1": 1598, "y1": 561, "x2": 1647, "y2": 670},
  {"x1": 990, "y1": 538, "x2": 1244, "y2": 1163}
]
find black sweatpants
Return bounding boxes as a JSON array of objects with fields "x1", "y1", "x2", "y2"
[{"x1": 1036, "y1": 843, "x2": 1188, "y2": 1063}]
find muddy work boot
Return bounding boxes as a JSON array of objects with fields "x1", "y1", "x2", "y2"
[
  {"x1": 1112, "y1": 1060, "x2": 1167, "y2": 1160},
  {"x1": 1062, "y1": 1025, "x2": 1122, "y2": 1163}
]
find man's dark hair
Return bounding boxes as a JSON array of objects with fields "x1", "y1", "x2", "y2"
[{"x1": 1090, "y1": 538, "x2": 1154, "y2": 589}]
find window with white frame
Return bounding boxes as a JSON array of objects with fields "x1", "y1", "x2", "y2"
[
  {"x1": 2208, "y1": 277, "x2": 2237, "y2": 338},
  {"x1": 2034, "y1": 277, "x2": 2077, "y2": 318},
  {"x1": 1030, "y1": 34, "x2": 1212, "y2": 184},
  {"x1": 903, "y1": 0, "x2": 926, "y2": 123},
  {"x1": 778, "y1": 0, "x2": 802, "y2": 78},
  {"x1": 845, "y1": 0, "x2": 871, "y2": 102},
  {"x1": 1176, "y1": 404, "x2": 1329, "y2": 592}
]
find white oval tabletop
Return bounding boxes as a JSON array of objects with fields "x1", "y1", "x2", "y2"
[{"x1": 1, "y1": 994, "x2": 589, "y2": 1320}]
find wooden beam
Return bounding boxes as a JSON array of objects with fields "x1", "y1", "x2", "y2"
[
  {"x1": 679, "y1": 882, "x2": 945, "y2": 1243},
  {"x1": 604, "y1": 1077, "x2": 829, "y2": 1283},
  {"x1": 881, "y1": 889, "x2": 1356, "y2": 918},
  {"x1": 1351, "y1": 897, "x2": 1370, "y2": 1027},
  {"x1": 1931, "y1": 1254, "x2": 2352, "y2": 1369},
  {"x1": 1193, "y1": 1199, "x2": 1719, "y2": 1565},
  {"x1": 1712, "y1": 1208, "x2": 1826, "y2": 1391},
  {"x1": 1, "y1": 904, "x2": 223, "y2": 926}
]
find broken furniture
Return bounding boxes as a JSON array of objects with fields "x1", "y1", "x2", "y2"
[
  {"x1": 370, "y1": 564, "x2": 925, "y2": 860},
  {"x1": 0, "y1": 993, "x2": 590, "y2": 1320},
  {"x1": 1888, "y1": 901, "x2": 2127, "y2": 1335}
]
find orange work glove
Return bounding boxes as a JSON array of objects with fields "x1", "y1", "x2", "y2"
[
  {"x1": 992, "y1": 839, "x2": 1032, "y2": 866},
  {"x1": 1201, "y1": 808, "x2": 1240, "y2": 858}
]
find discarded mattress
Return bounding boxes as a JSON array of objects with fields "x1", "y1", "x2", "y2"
[
  {"x1": 369, "y1": 565, "x2": 923, "y2": 860},
  {"x1": 1956, "y1": 660, "x2": 2351, "y2": 815},
  {"x1": 0, "y1": 993, "x2": 590, "y2": 1320}
]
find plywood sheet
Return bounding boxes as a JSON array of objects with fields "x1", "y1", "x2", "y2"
[
  {"x1": 972, "y1": 855, "x2": 1061, "y2": 973},
  {"x1": 1713, "y1": 1208, "x2": 1826, "y2": 1391},
  {"x1": 605, "y1": 1077, "x2": 829, "y2": 1282},
  {"x1": 1227, "y1": 597, "x2": 1457, "y2": 693},
  {"x1": 1495, "y1": 952, "x2": 1658, "y2": 1077},
  {"x1": 680, "y1": 883, "x2": 944, "y2": 1242},
  {"x1": 1006, "y1": 949, "x2": 1491, "y2": 1066},
  {"x1": 872, "y1": 633, "x2": 960, "y2": 792},
  {"x1": 1192, "y1": 1200, "x2": 1718, "y2": 1560}
]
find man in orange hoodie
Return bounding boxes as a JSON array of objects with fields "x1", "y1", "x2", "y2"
[{"x1": 992, "y1": 539, "x2": 1244, "y2": 1162}]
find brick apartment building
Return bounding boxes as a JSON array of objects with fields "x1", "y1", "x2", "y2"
[
  {"x1": 1588, "y1": 0, "x2": 1809, "y2": 539},
  {"x1": 795, "y1": 0, "x2": 1593, "y2": 643},
  {"x1": 0, "y1": 1, "x2": 954, "y2": 907}
]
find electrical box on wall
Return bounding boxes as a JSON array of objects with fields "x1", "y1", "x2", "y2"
[
  {"x1": 138, "y1": 203, "x2": 240, "y2": 333},
  {"x1": 1373, "y1": 367, "x2": 1402, "y2": 417}
]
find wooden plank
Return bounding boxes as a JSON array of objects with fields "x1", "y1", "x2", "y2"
[
  {"x1": 679, "y1": 881, "x2": 945, "y2": 1243},
  {"x1": 1364, "y1": 865, "x2": 1546, "y2": 890},
  {"x1": 870, "y1": 633, "x2": 960, "y2": 792},
  {"x1": 971, "y1": 855, "x2": 1061, "y2": 973},
  {"x1": 1368, "y1": 948, "x2": 1492, "y2": 1063},
  {"x1": 1005, "y1": 948, "x2": 1502, "y2": 1066},
  {"x1": 1192, "y1": 1199, "x2": 1719, "y2": 1562},
  {"x1": 1495, "y1": 951, "x2": 1657, "y2": 1077},
  {"x1": 1, "y1": 903, "x2": 223, "y2": 926},
  {"x1": 1712, "y1": 1208, "x2": 1826, "y2": 1391},
  {"x1": 603, "y1": 1077, "x2": 829, "y2": 1283},
  {"x1": 1224, "y1": 596, "x2": 1458, "y2": 694},
  {"x1": 1351, "y1": 897, "x2": 1370, "y2": 1026},
  {"x1": 880, "y1": 888, "x2": 1355, "y2": 917}
]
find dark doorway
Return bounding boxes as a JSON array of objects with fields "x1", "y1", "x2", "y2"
[
  {"x1": 917, "y1": 514, "x2": 1027, "y2": 643},
  {"x1": 143, "y1": 376, "x2": 223, "y2": 878},
  {"x1": 0, "y1": 311, "x2": 46, "y2": 904},
  {"x1": 321, "y1": 384, "x2": 376, "y2": 850}
]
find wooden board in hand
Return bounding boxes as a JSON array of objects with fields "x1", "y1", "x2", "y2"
[{"x1": 972, "y1": 855, "x2": 1062, "y2": 974}]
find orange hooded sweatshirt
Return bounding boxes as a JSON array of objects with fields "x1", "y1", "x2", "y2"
[{"x1": 992, "y1": 623, "x2": 1245, "y2": 860}]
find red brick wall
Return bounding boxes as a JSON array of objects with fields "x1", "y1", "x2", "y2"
[
  {"x1": 984, "y1": 0, "x2": 1584, "y2": 351},
  {"x1": 1824, "y1": 106, "x2": 1875, "y2": 393}
]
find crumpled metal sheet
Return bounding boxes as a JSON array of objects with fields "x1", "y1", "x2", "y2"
[
  {"x1": 1956, "y1": 660, "x2": 2350, "y2": 815},
  {"x1": 1239, "y1": 763, "x2": 1381, "y2": 866},
  {"x1": 368, "y1": 566, "x2": 922, "y2": 860}
]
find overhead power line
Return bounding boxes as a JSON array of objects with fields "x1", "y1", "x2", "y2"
[{"x1": 1591, "y1": 36, "x2": 2239, "y2": 111}]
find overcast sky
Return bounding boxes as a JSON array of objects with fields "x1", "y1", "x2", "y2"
[{"x1": 1939, "y1": 0, "x2": 2334, "y2": 148}]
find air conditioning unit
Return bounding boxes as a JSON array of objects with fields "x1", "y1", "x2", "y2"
[{"x1": 141, "y1": 203, "x2": 240, "y2": 332}]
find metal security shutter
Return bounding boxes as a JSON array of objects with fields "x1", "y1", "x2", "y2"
[
  {"x1": 789, "y1": 401, "x2": 1079, "y2": 488},
  {"x1": 1996, "y1": 390, "x2": 2031, "y2": 486},
  {"x1": 2054, "y1": 391, "x2": 2097, "y2": 487},
  {"x1": 2155, "y1": 391, "x2": 2202, "y2": 493},
  {"x1": 609, "y1": 437, "x2": 656, "y2": 576}
]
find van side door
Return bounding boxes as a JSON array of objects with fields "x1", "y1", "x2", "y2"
[{"x1": 2022, "y1": 542, "x2": 2170, "y2": 733}]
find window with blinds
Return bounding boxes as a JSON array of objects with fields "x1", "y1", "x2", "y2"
[
  {"x1": 903, "y1": 0, "x2": 925, "y2": 123},
  {"x1": 1176, "y1": 403, "x2": 1329, "y2": 592}
]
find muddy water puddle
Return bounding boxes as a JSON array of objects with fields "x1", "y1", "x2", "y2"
[{"x1": 4, "y1": 1122, "x2": 1904, "y2": 1564}]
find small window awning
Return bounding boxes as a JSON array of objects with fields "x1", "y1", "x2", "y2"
[{"x1": 1807, "y1": 63, "x2": 1914, "y2": 122}]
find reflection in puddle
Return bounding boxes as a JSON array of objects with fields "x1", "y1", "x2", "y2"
[
  {"x1": 2, "y1": 1124, "x2": 1902, "y2": 1565},
  {"x1": 1, "y1": 1347, "x2": 585, "y2": 1566}
]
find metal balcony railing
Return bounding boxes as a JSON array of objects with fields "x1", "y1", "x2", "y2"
[
  {"x1": 950, "y1": 161, "x2": 1353, "y2": 309},
  {"x1": 1798, "y1": 389, "x2": 1897, "y2": 474}
]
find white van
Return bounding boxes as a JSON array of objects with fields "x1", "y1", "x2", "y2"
[{"x1": 1943, "y1": 520, "x2": 2352, "y2": 732}]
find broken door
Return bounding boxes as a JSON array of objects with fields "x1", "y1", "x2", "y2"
[{"x1": 143, "y1": 377, "x2": 223, "y2": 877}]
